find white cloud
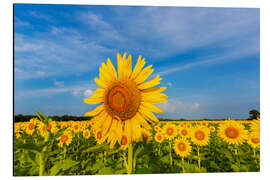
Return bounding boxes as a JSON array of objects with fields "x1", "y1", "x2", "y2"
[
  {"x1": 84, "y1": 90, "x2": 93, "y2": 98},
  {"x1": 53, "y1": 79, "x2": 64, "y2": 86},
  {"x1": 72, "y1": 89, "x2": 80, "y2": 96},
  {"x1": 29, "y1": 10, "x2": 51, "y2": 21},
  {"x1": 157, "y1": 99, "x2": 200, "y2": 113},
  {"x1": 166, "y1": 82, "x2": 172, "y2": 87},
  {"x1": 193, "y1": 103, "x2": 200, "y2": 109}
]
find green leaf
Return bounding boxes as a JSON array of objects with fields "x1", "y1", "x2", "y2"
[
  {"x1": 49, "y1": 159, "x2": 79, "y2": 176},
  {"x1": 82, "y1": 144, "x2": 109, "y2": 153},
  {"x1": 36, "y1": 111, "x2": 49, "y2": 125},
  {"x1": 97, "y1": 167, "x2": 114, "y2": 175},
  {"x1": 14, "y1": 142, "x2": 42, "y2": 153}
]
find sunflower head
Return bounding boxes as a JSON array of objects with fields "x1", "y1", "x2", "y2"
[
  {"x1": 247, "y1": 132, "x2": 260, "y2": 149},
  {"x1": 217, "y1": 120, "x2": 248, "y2": 146},
  {"x1": 174, "y1": 138, "x2": 192, "y2": 158},
  {"x1": 154, "y1": 133, "x2": 164, "y2": 143},
  {"x1": 162, "y1": 124, "x2": 177, "y2": 140},
  {"x1": 83, "y1": 129, "x2": 91, "y2": 139},
  {"x1": 84, "y1": 53, "x2": 167, "y2": 147},
  {"x1": 191, "y1": 125, "x2": 210, "y2": 146},
  {"x1": 57, "y1": 131, "x2": 72, "y2": 147}
]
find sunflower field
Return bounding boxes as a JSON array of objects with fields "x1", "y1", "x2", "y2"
[
  {"x1": 14, "y1": 53, "x2": 260, "y2": 176},
  {"x1": 14, "y1": 112, "x2": 260, "y2": 176}
]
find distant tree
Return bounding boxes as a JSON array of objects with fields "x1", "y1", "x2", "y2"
[{"x1": 248, "y1": 109, "x2": 260, "y2": 120}]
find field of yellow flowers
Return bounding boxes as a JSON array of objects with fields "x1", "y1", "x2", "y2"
[{"x1": 14, "y1": 112, "x2": 260, "y2": 176}]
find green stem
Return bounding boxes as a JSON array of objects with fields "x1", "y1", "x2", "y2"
[
  {"x1": 169, "y1": 140, "x2": 173, "y2": 166},
  {"x1": 234, "y1": 146, "x2": 240, "y2": 168},
  {"x1": 197, "y1": 146, "x2": 201, "y2": 169},
  {"x1": 39, "y1": 152, "x2": 45, "y2": 176},
  {"x1": 127, "y1": 143, "x2": 133, "y2": 174},
  {"x1": 158, "y1": 143, "x2": 161, "y2": 157},
  {"x1": 181, "y1": 157, "x2": 185, "y2": 173}
]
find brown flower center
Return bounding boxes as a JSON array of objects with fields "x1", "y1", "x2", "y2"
[
  {"x1": 225, "y1": 127, "x2": 239, "y2": 139},
  {"x1": 60, "y1": 134, "x2": 68, "y2": 143},
  {"x1": 166, "y1": 128, "x2": 174, "y2": 136},
  {"x1": 181, "y1": 129, "x2": 188, "y2": 136},
  {"x1": 177, "y1": 142, "x2": 186, "y2": 151},
  {"x1": 195, "y1": 130, "x2": 205, "y2": 141},
  {"x1": 105, "y1": 81, "x2": 141, "y2": 121},
  {"x1": 251, "y1": 137, "x2": 259, "y2": 144}
]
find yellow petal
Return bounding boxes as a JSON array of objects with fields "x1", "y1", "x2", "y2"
[
  {"x1": 142, "y1": 93, "x2": 168, "y2": 103},
  {"x1": 85, "y1": 105, "x2": 104, "y2": 116},
  {"x1": 107, "y1": 58, "x2": 117, "y2": 80},
  {"x1": 138, "y1": 75, "x2": 162, "y2": 90},
  {"x1": 141, "y1": 102, "x2": 163, "y2": 113},
  {"x1": 134, "y1": 65, "x2": 153, "y2": 84},
  {"x1": 142, "y1": 86, "x2": 167, "y2": 93},
  {"x1": 131, "y1": 56, "x2": 145, "y2": 80},
  {"x1": 139, "y1": 105, "x2": 159, "y2": 123},
  {"x1": 94, "y1": 77, "x2": 107, "y2": 89}
]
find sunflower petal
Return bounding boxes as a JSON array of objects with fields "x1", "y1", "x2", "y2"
[
  {"x1": 85, "y1": 105, "x2": 104, "y2": 116},
  {"x1": 138, "y1": 75, "x2": 162, "y2": 89},
  {"x1": 134, "y1": 65, "x2": 153, "y2": 84},
  {"x1": 141, "y1": 102, "x2": 164, "y2": 113}
]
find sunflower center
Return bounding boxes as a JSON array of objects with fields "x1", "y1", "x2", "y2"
[
  {"x1": 60, "y1": 135, "x2": 68, "y2": 143},
  {"x1": 195, "y1": 130, "x2": 205, "y2": 141},
  {"x1": 166, "y1": 128, "x2": 174, "y2": 136},
  {"x1": 251, "y1": 137, "x2": 259, "y2": 144},
  {"x1": 28, "y1": 123, "x2": 35, "y2": 130},
  {"x1": 181, "y1": 129, "x2": 188, "y2": 136},
  {"x1": 157, "y1": 135, "x2": 162, "y2": 140},
  {"x1": 105, "y1": 81, "x2": 141, "y2": 121},
  {"x1": 84, "y1": 132, "x2": 89, "y2": 137},
  {"x1": 177, "y1": 142, "x2": 186, "y2": 151},
  {"x1": 225, "y1": 127, "x2": 239, "y2": 139}
]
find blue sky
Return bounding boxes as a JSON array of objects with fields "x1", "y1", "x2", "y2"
[{"x1": 14, "y1": 4, "x2": 260, "y2": 119}]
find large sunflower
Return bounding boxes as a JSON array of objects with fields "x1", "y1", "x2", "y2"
[
  {"x1": 190, "y1": 125, "x2": 210, "y2": 146},
  {"x1": 218, "y1": 120, "x2": 248, "y2": 146},
  {"x1": 84, "y1": 53, "x2": 167, "y2": 148},
  {"x1": 174, "y1": 138, "x2": 192, "y2": 158}
]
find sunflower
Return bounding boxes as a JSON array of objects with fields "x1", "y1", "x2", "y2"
[
  {"x1": 247, "y1": 132, "x2": 260, "y2": 149},
  {"x1": 218, "y1": 120, "x2": 248, "y2": 146},
  {"x1": 174, "y1": 138, "x2": 192, "y2": 158},
  {"x1": 37, "y1": 122, "x2": 46, "y2": 137},
  {"x1": 72, "y1": 122, "x2": 81, "y2": 133},
  {"x1": 154, "y1": 133, "x2": 164, "y2": 143},
  {"x1": 83, "y1": 129, "x2": 91, "y2": 139},
  {"x1": 190, "y1": 125, "x2": 210, "y2": 146},
  {"x1": 140, "y1": 128, "x2": 152, "y2": 142},
  {"x1": 84, "y1": 53, "x2": 167, "y2": 147},
  {"x1": 162, "y1": 124, "x2": 177, "y2": 140},
  {"x1": 57, "y1": 131, "x2": 72, "y2": 147},
  {"x1": 179, "y1": 127, "x2": 190, "y2": 138},
  {"x1": 250, "y1": 118, "x2": 260, "y2": 133},
  {"x1": 209, "y1": 126, "x2": 216, "y2": 133},
  {"x1": 154, "y1": 125, "x2": 161, "y2": 132},
  {"x1": 47, "y1": 121, "x2": 58, "y2": 133},
  {"x1": 26, "y1": 118, "x2": 37, "y2": 135}
]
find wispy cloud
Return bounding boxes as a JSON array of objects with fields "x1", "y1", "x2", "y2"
[
  {"x1": 15, "y1": 81, "x2": 97, "y2": 100},
  {"x1": 29, "y1": 10, "x2": 52, "y2": 21}
]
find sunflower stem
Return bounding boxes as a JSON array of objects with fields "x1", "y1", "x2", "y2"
[
  {"x1": 197, "y1": 146, "x2": 201, "y2": 169},
  {"x1": 181, "y1": 157, "x2": 185, "y2": 173},
  {"x1": 127, "y1": 143, "x2": 133, "y2": 174},
  {"x1": 158, "y1": 143, "x2": 161, "y2": 157},
  {"x1": 169, "y1": 140, "x2": 173, "y2": 167},
  {"x1": 39, "y1": 152, "x2": 45, "y2": 176}
]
